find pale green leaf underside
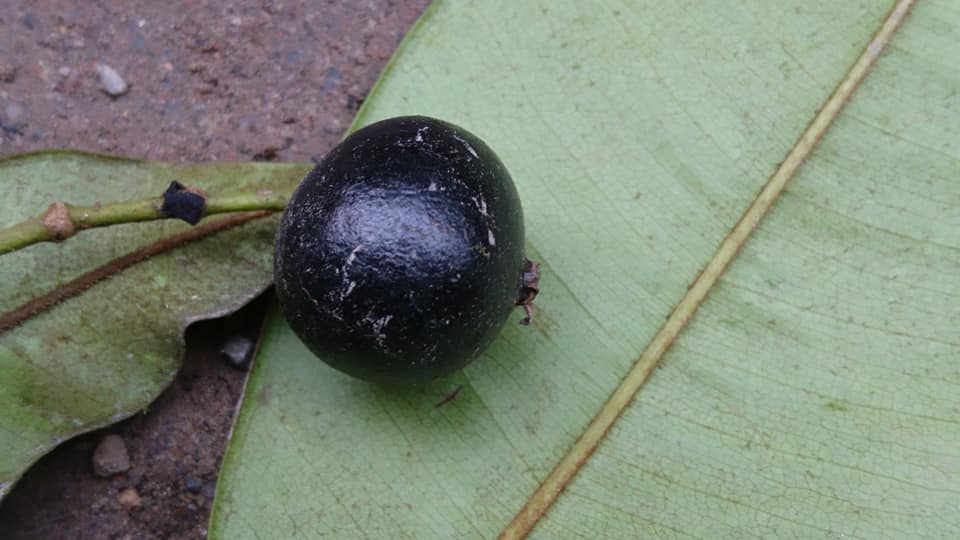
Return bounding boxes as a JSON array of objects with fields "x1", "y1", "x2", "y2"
[
  {"x1": 212, "y1": 0, "x2": 958, "y2": 538},
  {"x1": 0, "y1": 153, "x2": 309, "y2": 497},
  {"x1": 542, "y1": 3, "x2": 960, "y2": 537}
]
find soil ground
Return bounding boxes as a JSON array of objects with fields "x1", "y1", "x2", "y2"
[{"x1": 0, "y1": 1, "x2": 428, "y2": 538}]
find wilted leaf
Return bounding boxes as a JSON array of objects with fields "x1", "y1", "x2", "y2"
[
  {"x1": 211, "y1": 0, "x2": 959, "y2": 537},
  {"x1": 0, "y1": 151, "x2": 308, "y2": 498}
]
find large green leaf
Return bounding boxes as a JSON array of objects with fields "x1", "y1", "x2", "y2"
[
  {"x1": 0, "y1": 152, "x2": 309, "y2": 498},
  {"x1": 212, "y1": 0, "x2": 957, "y2": 537}
]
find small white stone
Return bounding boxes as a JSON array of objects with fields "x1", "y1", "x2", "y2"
[
  {"x1": 96, "y1": 63, "x2": 129, "y2": 97},
  {"x1": 4, "y1": 102, "x2": 23, "y2": 121},
  {"x1": 220, "y1": 336, "x2": 255, "y2": 370}
]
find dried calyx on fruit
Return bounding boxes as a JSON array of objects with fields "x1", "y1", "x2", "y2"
[{"x1": 274, "y1": 115, "x2": 540, "y2": 384}]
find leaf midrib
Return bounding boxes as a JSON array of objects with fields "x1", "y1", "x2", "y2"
[
  {"x1": 0, "y1": 212, "x2": 272, "y2": 332},
  {"x1": 498, "y1": 1, "x2": 919, "y2": 537}
]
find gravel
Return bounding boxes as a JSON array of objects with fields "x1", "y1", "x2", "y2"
[
  {"x1": 95, "y1": 63, "x2": 129, "y2": 96},
  {"x1": 91, "y1": 435, "x2": 131, "y2": 478}
]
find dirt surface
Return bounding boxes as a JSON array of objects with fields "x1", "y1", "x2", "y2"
[
  {"x1": 0, "y1": 1, "x2": 428, "y2": 538},
  {"x1": 0, "y1": 301, "x2": 268, "y2": 540}
]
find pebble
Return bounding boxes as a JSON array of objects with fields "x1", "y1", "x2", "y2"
[
  {"x1": 96, "y1": 63, "x2": 129, "y2": 97},
  {"x1": 220, "y1": 336, "x2": 254, "y2": 370},
  {"x1": 184, "y1": 477, "x2": 202, "y2": 494},
  {"x1": 92, "y1": 434, "x2": 131, "y2": 477},
  {"x1": 5, "y1": 103, "x2": 23, "y2": 122},
  {"x1": 0, "y1": 63, "x2": 16, "y2": 83},
  {"x1": 321, "y1": 67, "x2": 340, "y2": 92},
  {"x1": 118, "y1": 487, "x2": 142, "y2": 508}
]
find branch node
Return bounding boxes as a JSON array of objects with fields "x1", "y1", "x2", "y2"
[{"x1": 42, "y1": 202, "x2": 76, "y2": 241}]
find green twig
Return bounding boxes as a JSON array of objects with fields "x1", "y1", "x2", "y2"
[{"x1": 0, "y1": 189, "x2": 289, "y2": 255}]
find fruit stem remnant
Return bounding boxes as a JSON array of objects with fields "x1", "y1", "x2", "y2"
[
  {"x1": 0, "y1": 184, "x2": 289, "y2": 255},
  {"x1": 515, "y1": 258, "x2": 541, "y2": 325}
]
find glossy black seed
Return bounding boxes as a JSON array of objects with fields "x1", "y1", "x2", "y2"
[{"x1": 274, "y1": 116, "x2": 528, "y2": 384}]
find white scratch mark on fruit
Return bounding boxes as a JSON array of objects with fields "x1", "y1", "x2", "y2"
[
  {"x1": 488, "y1": 229, "x2": 496, "y2": 246},
  {"x1": 454, "y1": 133, "x2": 479, "y2": 158},
  {"x1": 415, "y1": 126, "x2": 428, "y2": 142},
  {"x1": 339, "y1": 245, "x2": 363, "y2": 300},
  {"x1": 345, "y1": 245, "x2": 362, "y2": 266},
  {"x1": 472, "y1": 196, "x2": 489, "y2": 216},
  {"x1": 428, "y1": 181, "x2": 438, "y2": 191},
  {"x1": 371, "y1": 314, "x2": 393, "y2": 347},
  {"x1": 373, "y1": 315, "x2": 393, "y2": 330},
  {"x1": 299, "y1": 283, "x2": 321, "y2": 309}
]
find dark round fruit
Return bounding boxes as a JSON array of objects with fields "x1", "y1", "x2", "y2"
[{"x1": 274, "y1": 116, "x2": 527, "y2": 384}]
